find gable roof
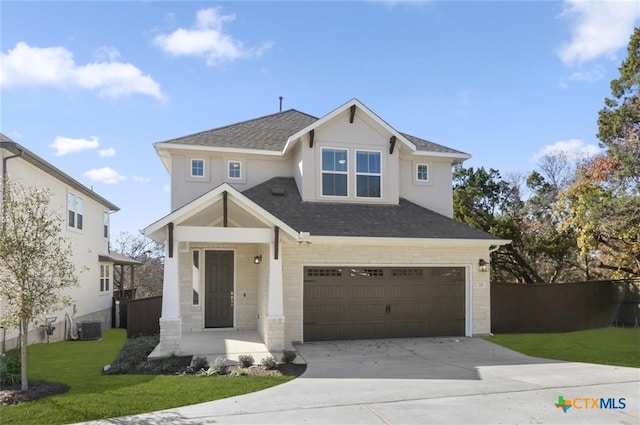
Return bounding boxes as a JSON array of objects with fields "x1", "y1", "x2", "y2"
[
  {"x1": 1, "y1": 134, "x2": 119, "y2": 211},
  {"x1": 154, "y1": 98, "x2": 469, "y2": 161},
  {"x1": 242, "y1": 177, "x2": 502, "y2": 241}
]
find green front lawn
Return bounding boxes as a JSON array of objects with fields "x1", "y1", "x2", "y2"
[
  {"x1": 0, "y1": 329, "x2": 293, "y2": 425},
  {"x1": 486, "y1": 327, "x2": 640, "y2": 368}
]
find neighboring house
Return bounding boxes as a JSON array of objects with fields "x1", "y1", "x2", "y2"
[
  {"x1": 143, "y1": 99, "x2": 508, "y2": 356},
  {"x1": 0, "y1": 134, "x2": 122, "y2": 349}
]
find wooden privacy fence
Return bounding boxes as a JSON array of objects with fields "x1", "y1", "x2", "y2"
[
  {"x1": 126, "y1": 296, "x2": 162, "y2": 338},
  {"x1": 491, "y1": 280, "x2": 639, "y2": 333}
]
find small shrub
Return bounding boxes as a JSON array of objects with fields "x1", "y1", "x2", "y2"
[
  {"x1": 0, "y1": 350, "x2": 21, "y2": 385},
  {"x1": 281, "y1": 350, "x2": 297, "y2": 364},
  {"x1": 237, "y1": 354, "x2": 254, "y2": 368},
  {"x1": 230, "y1": 367, "x2": 249, "y2": 377},
  {"x1": 260, "y1": 355, "x2": 277, "y2": 370},
  {"x1": 191, "y1": 356, "x2": 209, "y2": 371},
  {"x1": 207, "y1": 356, "x2": 227, "y2": 375}
]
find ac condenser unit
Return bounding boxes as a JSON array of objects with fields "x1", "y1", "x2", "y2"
[{"x1": 77, "y1": 321, "x2": 102, "y2": 341}]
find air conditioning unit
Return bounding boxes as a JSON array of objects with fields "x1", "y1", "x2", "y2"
[{"x1": 77, "y1": 321, "x2": 102, "y2": 341}]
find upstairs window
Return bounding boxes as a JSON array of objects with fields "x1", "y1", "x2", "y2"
[
  {"x1": 356, "y1": 150, "x2": 381, "y2": 198},
  {"x1": 68, "y1": 193, "x2": 83, "y2": 230},
  {"x1": 190, "y1": 159, "x2": 205, "y2": 177},
  {"x1": 416, "y1": 164, "x2": 429, "y2": 182},
  {"x1": 100, "y1": 264, "x2": 110, "y2": 293},
  {"x1": 321, "y1": 148, "x2": 348, "y2": 197},
  {"x1": 103, "y1": 212, "x2": 109, "y2": 239},
  {"x1": 228, "y1": 160, "x2": 241, "y2": 179}
]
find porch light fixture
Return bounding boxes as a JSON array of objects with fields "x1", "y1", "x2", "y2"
[
  {"x1": 478, "y1": 259, "x2": 489, "y2": 272},
  {"x1": 253, "y1": 255, "x2": 262, "y2": 264}
]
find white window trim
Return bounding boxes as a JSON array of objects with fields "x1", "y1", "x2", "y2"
[
  {"x1": 192, "y1": 249, "x2": 202, "y2": 306},
  {"x1": 103, "y1": 211, "x2": 110, "y2": 240},
  {"x1": 190, "y1": 158, "x2": 206, "y2": 178},
  {"x1": 355, "y1": 149, "x2": 383, "y2": 199},
  {"x1": 227, "y1": 160, "x2": 242, "y2": 180},
  {"x1": 99, "y1": 263, "x2": 111, "y2": 294},
  {"x1": 414, "y1": 162, "x2": 431, "y2": 185},
  {"x1": 321, "y1": 147, "x2": 349, "y2": 198}
]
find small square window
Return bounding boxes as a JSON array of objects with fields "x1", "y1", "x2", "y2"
[
  {"x1": 416, "y1": 164, "x2": 429, "y2": 182},
  {"x1": 68, "y1": 193, "x2": 83, "y2": 230},
  {"x1": 228, "y1": 161, "x2": 241, "y2": 179},
  {"x1": 191, "y1": 159, "x2": 205, "y2": 177}
]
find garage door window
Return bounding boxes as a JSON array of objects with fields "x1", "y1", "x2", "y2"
[
  {"x1": 350, "y1": 268, "x2": 384, "y2": 277},
  {"x1": 392, "y1": 268, "x2": 424, "y2": 277},
  {"x1": 307, "y1": 268, "x2": 343, "y2": 277}
]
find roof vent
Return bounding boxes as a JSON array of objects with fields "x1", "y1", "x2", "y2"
[{"x1": 271, "y1": 187, "x2": 285, "y2": 196}]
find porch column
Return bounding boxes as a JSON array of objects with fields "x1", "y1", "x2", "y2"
[
  {"x1": 265, "y1": 241, "x2": 285, "y2": 351},
  {"x1": 157, "y1": 235, "x2": 181, "y2": 356}
]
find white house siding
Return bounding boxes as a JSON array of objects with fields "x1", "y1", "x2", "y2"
[
  {"x1": 170, "y1": 153, "x2": 294, "y2": 211},
  {"x1": 280, "y1": 242, "x2": 491, "y2": 345},
  {"x1": 179, "y1": 243, "x2": 261, "y2": 333},
  {"x1": 399, "y1": 158, "x2": 455, "y2": 218},
  {"x1": 1, "y1": 150, "x2": 113, "y2": 349}
]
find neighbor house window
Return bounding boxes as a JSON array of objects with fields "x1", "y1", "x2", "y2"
[
  {"x1": 416, "y1": 164, "x2": 429, "y2": 182},
  {"x1": 228, "y1": 160, "x2": 241, "y2": 179},
  {"x1": 190, "y1": 159, "x2": 205, "y2": 177},
  {"x1": 321, "y1": 148, "x2": 348, "y2": 197},
  {"x1": 356, "y1": 150, "x2": 381, "y2": 198},
  {"x1": 68, "y1": 193, "x2": 83, "y2": 230},
  {"x1": 192, "y1": 251, "x2": 200, "y2": 305},
  {"x1": 100, "y1": 264, "x2": 110, "y2": 293},
  {"x1": 103, "y1": 212, "x2": 109, "y2": 239}
]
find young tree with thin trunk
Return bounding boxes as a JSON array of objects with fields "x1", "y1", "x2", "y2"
[{"x1": 0, "y1": 179, "x2": 78, "y2": 391}]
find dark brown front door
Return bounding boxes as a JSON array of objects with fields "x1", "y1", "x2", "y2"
[{"x1": 205, "y1": 251, "x2": 234, "y2": 328}]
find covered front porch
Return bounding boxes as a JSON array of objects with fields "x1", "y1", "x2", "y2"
[{"x1": 143, "y1": 183, "x2": 301, "y2": 358}]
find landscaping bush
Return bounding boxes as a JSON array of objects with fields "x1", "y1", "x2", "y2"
[
  {"x1": 238, "y1": 354, "x2": 254, "y2": 367},
  {"x1": 230, "y1": 367, "x2": 249, "y2": 377},
  {"x1": 281, "y1": 350, "x2": 297, "y2": 364},
  {"x1": 260, "y1": 355, "x2": 278, "y2": 370},
  {"x1": 201, "y1": 356, "x2": 226, "y2": 376},
  {"x1": 191, "y1": 356, "x2": 209, "y2": 371},
  {"x1": 0, "y1": 350, "x2": 21, "y2": 386}
]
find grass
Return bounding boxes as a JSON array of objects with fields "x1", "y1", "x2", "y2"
[
  {"x1": 486, "y1": 327, "x2": 640, "y2": 368},
  {"x1": 0, "y1": 329, "x2": 293, "y2": 425}
]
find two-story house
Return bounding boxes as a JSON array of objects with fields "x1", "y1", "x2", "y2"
[
  {"x1": 1, "y1": 134, "x2": 121, "y2": 349},
  {"x1": 143, "y1": 99, "x2": 507, "y2": 356}
]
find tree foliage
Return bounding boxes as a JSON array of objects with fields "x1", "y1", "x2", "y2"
[
  {"x1": 113, "y1": 231, "x2": 164, "y2": 298},
  {"x1": 0, "y1": 179, "x2": 78, "y2": 390}
]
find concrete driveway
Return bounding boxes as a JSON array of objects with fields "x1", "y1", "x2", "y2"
[{"x1": 85, "y1": 337, "x2": 639, "y2": 425}]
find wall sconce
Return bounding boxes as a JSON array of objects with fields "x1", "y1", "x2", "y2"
[
  {"x1": 478, "y1": 259, "x2": 489, "y2": 272},
  {"x1": 253, "y1": 255, "x2": 262, "y2": 264}
]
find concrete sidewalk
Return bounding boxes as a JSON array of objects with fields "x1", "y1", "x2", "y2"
[{"x1": 82, "y1": 338, "x2": 640, "y2": 425}]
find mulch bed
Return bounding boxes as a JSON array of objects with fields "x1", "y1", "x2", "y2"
[
  {"x1": 226, "y1": 363, "x2": 306, "y2": 377},
  {"x1": 0, "y1": 380, "x2": 70, "y2": 405}
]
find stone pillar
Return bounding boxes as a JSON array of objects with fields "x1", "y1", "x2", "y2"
[
  {"x1": 265, "y1": 241, "x2": 285, "y2": 350},
  {"x1": 158, "y1": 237, "x2": 181, "y2": 356}
]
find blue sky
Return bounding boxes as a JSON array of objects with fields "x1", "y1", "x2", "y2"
[{"x1": 2, "y1": 0, "x2": 639, "y2": 238}]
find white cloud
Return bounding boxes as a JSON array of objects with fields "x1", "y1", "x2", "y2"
[
  {"x1": 532, "y1": 139, "x2": 601, "y2": 161},
  {"x1": 153, "y1": 7, "x2": 273, "y2": 66},
  {"x1": 567, "y1": 65, "x2": 605, "y2": 83},
  {"x1": 557, "y1": 0, "x2": 640, "y2": 65},
  {"x1": 132, "y1": 175, "x2": 151, "y2": 183},
  {"x1": 84, "y1": 167, "x2": 127, "y2": 184},
  {"x1": 94, "y1": 46, "x2": 121, "y2": 61},
  {"x1": 98, "y1": 147, "x2": 116, "y2": 157},
  {"x1": 50, "y1": 136, "x2": 99, "y2": 156},
  {"x1": 1, "y1": 42, "x2": 164, "y2": 100}
]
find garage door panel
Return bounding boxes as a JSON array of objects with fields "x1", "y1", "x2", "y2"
[{"x1": 304, "y1": 266, "x2": 465, "y2": 341}]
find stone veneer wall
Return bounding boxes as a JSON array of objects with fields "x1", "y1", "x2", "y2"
[{"x1": 281, "y1": 243, "x2": 491, "y2": 345}]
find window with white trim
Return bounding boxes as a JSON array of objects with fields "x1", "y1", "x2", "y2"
[
  {"x1": 321, "y1": 148, "x2": 348, "y2": 197},
  {"x1": 100, "y1": 264, "x2": 110, "y2": 293},
  {"x1": 190, "y1": 159, "x2": 205, "y2": 177},
  {"x1": 68, "y1": 193, "x2": 83, "y2": 230},
  {"x1": 103, "y1": 212, "x2": 109, "y2": 239},
  {"x1": 228, "y1": 160, "x2": 241, "y2": 179},
  {"x1": 356, "y1": 150, "x2": 381, "y2": 198},
  {"x1": 416, "y1": 163, "x2": 429, "y2": 182}
]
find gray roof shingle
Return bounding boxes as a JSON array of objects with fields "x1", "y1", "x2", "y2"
[
  {"x1": 243, "y1": 177, "x2": 499, "y2": 240},
  {"x1": 157, "y1": 109, "x2": 467, "y2": 155}
]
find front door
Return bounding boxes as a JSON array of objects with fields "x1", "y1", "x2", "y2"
[{"x1": 205, "y1": 250, "x2": 234, "y2": 328}]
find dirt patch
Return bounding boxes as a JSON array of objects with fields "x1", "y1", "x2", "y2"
[{"x1": 0, "y1": 380, "x2": 70, "y2": 405}]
